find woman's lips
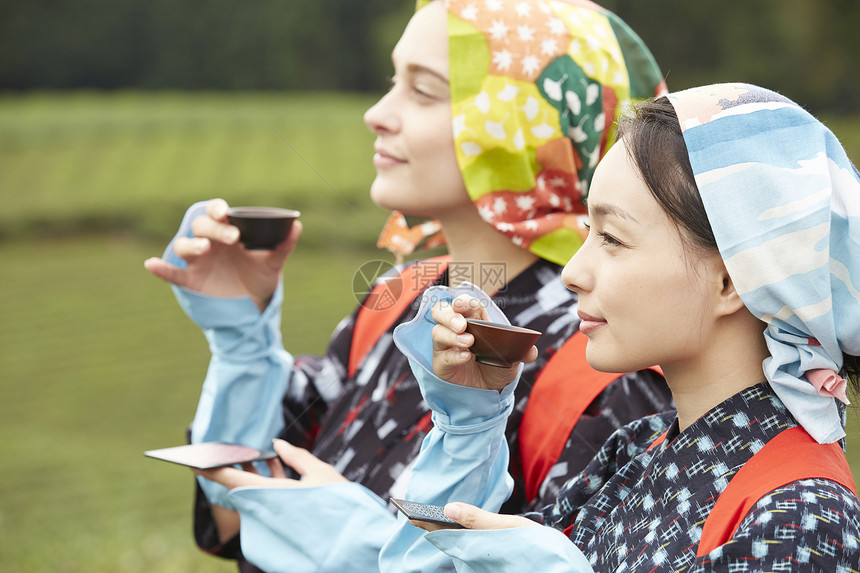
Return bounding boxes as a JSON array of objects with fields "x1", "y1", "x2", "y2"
[
  {"x1": 577, "y1": 311, "x2": 607, "y2": 335},
  {"x1": 373, "y1": 148, "x2": 406, "y2": 169}
]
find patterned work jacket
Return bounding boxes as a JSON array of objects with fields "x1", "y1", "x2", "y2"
[{"x1": 532, "y1": 383, "x2": 860, "y2": 572}]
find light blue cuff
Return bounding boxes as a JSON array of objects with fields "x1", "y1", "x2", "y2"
[
  {"x1": 427, "y1": 527, "x2": 594, "y2": 573},
  {"x1": 392, "y1": 283, "x2": 521, "y2": 432},
  {"x1": 162, "y1": 200, "x2": 208, "y2": 268},
  {"x1": 392, "y1": 282, "x2": 508, "y2": 374},
  {"x1": 186, "y1": 280, "x2": 293, "y2": 509},
  {"x1": 172, "y1": 281, "x2": 288, "y2": 361},
  {"x1": 227, "y1": 483, "x2": 396, "y2": 573}
]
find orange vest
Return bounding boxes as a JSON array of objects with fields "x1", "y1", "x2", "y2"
[
  {"x1": 519, "y1": 332, "x2": 664, "y2": 502},
  {"x1": 348, "y1": 256, "x2": 450, "y2": 378},
  {"x1": 697, "y1": 425, "x2": 857, "y2": 556},
  {"x1": 647, "y1": 425, "x2": 857, "y2": 557}
]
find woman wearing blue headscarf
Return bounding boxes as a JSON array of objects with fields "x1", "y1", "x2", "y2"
[{"x1": 387, "y1": 84, "x2": 860, "y2": 571}]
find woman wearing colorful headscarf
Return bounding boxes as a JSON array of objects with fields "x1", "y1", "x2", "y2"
[
  {"x1": 387, "y1": 83, "x2": 860, "y2": 571},
  {"x1": 144, "y1": 1, "x2": 669, "y2": 571}
]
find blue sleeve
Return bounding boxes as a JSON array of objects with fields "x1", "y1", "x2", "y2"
[
  {"x1": 380, "y1": 282, "x2": 594, "y2": 573},
  {"x1": 226, "y1": 483, "x2": 398, "y2": 573},
  {"x1": 378, "y1": 284, "x2": 520, "y2": 572},
  {"x1": 164, "y1": 202, "x2": 294, "y2": 510},
  {"x1": 426, "y1": 527, "x2": 593, "y2": 573}
]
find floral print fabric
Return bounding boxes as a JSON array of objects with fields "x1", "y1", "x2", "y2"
[{"x1": 383, "y1": 0, "x2": 666, "y2": 264}]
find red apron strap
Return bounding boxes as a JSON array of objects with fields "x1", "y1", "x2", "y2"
[
  {"x1": 348, "y1": 256, "x2": 450, "y2": 378},
  {"x1": 697, "y1": 425, "x2": 857, "y2": 557},
  {"x1": 520, "y1": 330, "x2": 662, "y2": 502}
]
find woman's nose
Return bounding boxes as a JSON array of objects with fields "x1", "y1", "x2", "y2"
[
  {"x1": 561, "y1": 246, "x2": 593, "y2": 294},
  {"x1": 364, "y1": 91, "x2": 399, "y2": 135}
]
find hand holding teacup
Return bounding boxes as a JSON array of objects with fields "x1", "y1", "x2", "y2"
[
  {"x1": 144, "y1": 198, "x2": 302, "y2": 312},
  {"x1": 431, "y1": 294, "x2": 540, "y2": 392}
]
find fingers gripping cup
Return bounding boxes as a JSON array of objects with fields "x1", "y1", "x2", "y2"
[
  {"x1": 226, "y1": 207, "x2": 301, "y2": 250},
  {"x1": 464, "y1": 319, "x2": 541, "y2": 368}
]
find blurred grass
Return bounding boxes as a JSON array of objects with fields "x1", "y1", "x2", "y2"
[
  {"x1": 0, "y1": 90, "x2": 387, "y2": 246},
  {"x1": 0, "y1": 92, "x2": 858, "y2": 571}
]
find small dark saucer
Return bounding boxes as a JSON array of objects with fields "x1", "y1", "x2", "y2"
[
  {"x1": 464, "y1": 318, "x2": 541, "y2": 368},
  {"x1": 227, "y1": 206, "x2": 300, "y2": 250}
]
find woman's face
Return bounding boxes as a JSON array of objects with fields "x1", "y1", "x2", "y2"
[
  {"x1": 363, "y1": 2, "x2": 470, "y2": 217},
  {"x1": 562, "y1": 140, "x2": 724, "y2": 374}
]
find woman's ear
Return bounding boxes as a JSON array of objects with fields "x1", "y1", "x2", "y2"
[
  {"x1": 700, "y1": 254, "x2": 745, "y2": 318},
  {"x1": 715, "y1": 265, "x2": 745, "y2": 318}
]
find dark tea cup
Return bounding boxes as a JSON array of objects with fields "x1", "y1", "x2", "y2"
[
  {"x1": 226, "y1": 206, "x2": 301, "y2": 250},
  {"x1": 464, "y1": 318, "x2": 542, "y2": 368}
]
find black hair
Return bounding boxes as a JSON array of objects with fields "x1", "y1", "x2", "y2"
[
  {"x1": 615, "y1": 97, "x2": 716, "y2": 255},
  {"x1": 844, "y1": 354, "x2": 860, "y2": 398},
  {"x1": 616, "y1": 96, "x2": 859, "y2": 395}
]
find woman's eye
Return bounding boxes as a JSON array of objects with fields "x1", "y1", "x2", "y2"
[
  {"x1": 581, "y1": 218, "x2": 623, "y2": 248},
  {"x1": 412, "y1": 85, "x2": 434, "y2": 99},
  {"x1": 598, "y1": 232, "x2": 622, "y2": 246},
  {"x1": 388, "y1": 76, "x2": 434, "y2": 101}
]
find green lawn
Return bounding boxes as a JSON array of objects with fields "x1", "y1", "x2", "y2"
[
  {"x1": 0, "y1": 92, "x2": 858, "y2": 572},
  {"x1": 0, "y1": 237, "x2": 380, "y2": 572}
]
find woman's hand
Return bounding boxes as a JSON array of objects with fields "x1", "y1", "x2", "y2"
[
  {"x1": 195, "y1": 439, "x2": 347, "y2": 490},
  {"x1": 431, "y1": 294, "x2": 537, "y2": 392},
  {"x1": 413, "y1": 502, "x2": 540, "y2": 532},
  {"x1": 144, "y1": 198, "x2": 302, "y2": 312}
]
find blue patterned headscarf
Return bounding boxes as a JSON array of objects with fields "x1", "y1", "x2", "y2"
[{"x1": 667, "y1": 83, "x2": 860, "y2": 444}]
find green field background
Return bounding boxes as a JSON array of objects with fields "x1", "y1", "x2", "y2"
[{"x1": 1, "y1": 92, "x2": 858, "y2": 572}]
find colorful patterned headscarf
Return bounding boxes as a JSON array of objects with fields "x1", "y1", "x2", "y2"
[
  {"x1": 668, "y1": 83, "x2": 860, "y2": 444},
  {"x1": 379, "y1": 0, "x2": 666, "y2": 265}
]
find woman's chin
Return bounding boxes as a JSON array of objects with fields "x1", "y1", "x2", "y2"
[
  {"x1": 585, "y1": 346, "x2": 633, "y2": 374},
  {"x1": 369, "y1": 184, "x2": 404, "y2": 212},
  {"x1": 370, "y1": 189, "x2": 429, "y2": 217}
]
